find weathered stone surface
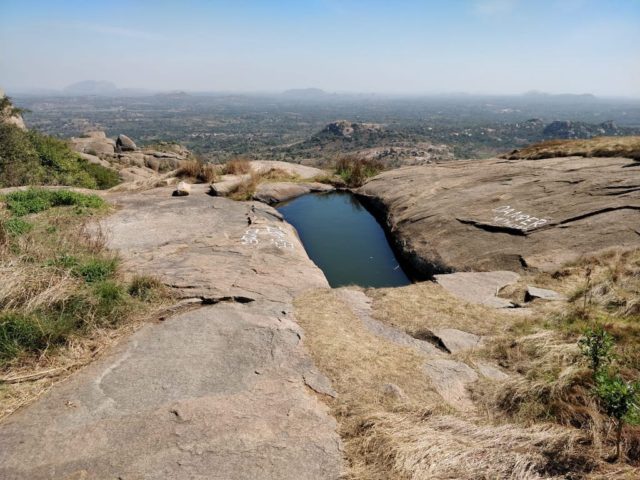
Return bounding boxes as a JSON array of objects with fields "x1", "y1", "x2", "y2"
[
  {"x1": 116, "y1": 133, "x2": 137, "y2": 152},
  {"x1": 173, "y1": 181, "x2": 191, "y2": 196},
  {"x1": 525, "y1": 285, "x2": 566, "y2": 302},
  {"x1": 253, "y1": 182, "x2": 334, "y2": 204},
  {"x1": 358, "y1": 156, "x2": 640, "y2": 274},
  {"x1": 427, "y1": 328, "x2": 484, "y2": 353},
  {"x1": 71, "y1": 131, "x2": 116, "y2": 155},
  {"x1": 475, "y1": 361, "x2": 509, "y2": 381},
  {"x1": 423, "y1": 359, "x2": 479, "y2": 410},
  {"x1": 434, "y1": 271, "x2": 519, "y2": 308},
  {"x1": 251, "y1": 160, "x2": 326, "y2": 180},
  {"x1": 0, "y1": 187, "x2": 343, "y2": 479}
]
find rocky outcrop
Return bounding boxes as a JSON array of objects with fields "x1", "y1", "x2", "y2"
[
  {"x1": 116, "y1": 134, "x2": 137, "y2": 152},
  {"x1": 0, "y1": 89, "x2": 26, "y2": 130},
  {"x1": 358, "y1": 155, "x2": 640, "y2": 275},
  {"x1": 0, "y1": 186, "x2": 343, "y2": 479},
  {"x1": 71, "y1": 131, "x2": 117, "y2": 155},
  {"x1": 69, "y1": 131, "x2": 194, "y2": 190},
  {"x1": 434, "y1": 272, "x2": 519, "y2": 308}
]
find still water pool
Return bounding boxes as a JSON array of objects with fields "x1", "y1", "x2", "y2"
[{"x1": 276, "y1": 191, "x2": 411, "y2": 288}]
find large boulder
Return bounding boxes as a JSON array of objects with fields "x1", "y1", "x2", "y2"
[
  {"x1": 116, "y1": 134, "x2": 137, "y2": 152},
  {"x1": 70, "y1": 131, "x2": 116, "y2": 155},
  {"x1": 358, "y1": 155, "x2": 640, "y2": 275}
]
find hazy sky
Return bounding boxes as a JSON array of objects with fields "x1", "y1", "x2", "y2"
[{"x1": 1, "y1": 0, "x2": 639, "y2": 96}]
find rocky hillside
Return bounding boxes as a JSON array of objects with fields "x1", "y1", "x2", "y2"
[
  {"x1": 504, "y1": 135, "x2": 640, "y2": 161},
  {"x1": 283, "y1": 120, "x2": 454, "y2": 167}
]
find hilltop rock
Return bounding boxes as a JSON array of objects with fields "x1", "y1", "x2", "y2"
[
  {"x1": 71, "y1": 131, "x2": 116, "y2": 155},
  {"x1": 358, "y1": 155, "x2": 640, "y2": 275},
  {"x1": 116, "y1": 134, "x2": 137, "y2": 152}
]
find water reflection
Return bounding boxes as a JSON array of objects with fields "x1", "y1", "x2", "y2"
[{"x1": 276, "y1": 191, "x2": 410, "y2": 288}]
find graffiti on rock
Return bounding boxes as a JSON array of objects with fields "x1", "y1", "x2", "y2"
[
  {"x1": 241, "y1": 226, "x2": 294, "y2": 249},
  {"x1": 492, "y1": 206, "x2": 549, "y2": 231}
]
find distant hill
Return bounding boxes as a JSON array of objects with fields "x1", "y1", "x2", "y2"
[
  {"x1": 282, "y1": 88, "x2": 328, "y2": 98},
  {"x1": 64, "y1": 80, "x2": 119, "y2": 96}
]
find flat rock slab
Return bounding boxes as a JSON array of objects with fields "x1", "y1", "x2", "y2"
[
  {"x1": 0, "y1": 187, "x2": 343, "y2": 479},
  {"x1": 0, "y1": 304, "x2": 342, "y2": 479},
  {"x1": 251, "y1": 160, "x2": 325, "y2": 180},
  {"x1": 101, "y1": 186, "x2": 328, "y2": 303},
  {"x1": 434, "y1": 271, "x2": 519, "y2": 308},
  {"x1": 253, "y1": 182, "x2": 334, "y2": 204},
  {"x1": 358, "y1": 156, "x2": 640, "y2": 273},
  {"x1": 427, "y1": 328, "x2": 484, "y2": 353},
  {"x1": 525, "y1": 285, "x2": 566, "y2": 302},
  {"x1": 423, "y1": 359, "x2": 479, "y2": 411}
]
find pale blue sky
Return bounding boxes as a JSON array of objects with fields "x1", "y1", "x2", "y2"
[{"x1": 1, "y1": 0, "x2": 639, "y2": 96}]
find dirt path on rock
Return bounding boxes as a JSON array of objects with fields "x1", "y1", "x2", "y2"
[{"x1": 0, "y1": 185, "x2": 343, "y2": 479}]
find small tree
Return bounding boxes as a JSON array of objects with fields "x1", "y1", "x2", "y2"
[
  {"x1": 578, "y1": 325, "x2": 615, "y2": 376},
  {"x1": 594, "y1": 370, "x2": 640, "y2": 461}
]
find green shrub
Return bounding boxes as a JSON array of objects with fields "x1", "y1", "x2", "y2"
[
  {"x1": 0, "y1": 122, "x2": 120, "y2": 189},
  {"x1": 0, "y1": 123, "x2": 44, "y2": 187},
  {"x1": 80, "y1": 161, "x2": 121, "y2": 190},
  {"x1": 47, "y1": 253, "x2": 79, "y2": 269},
  {"x1": 3, "y1": 189, "x2": 105, "y2": 217},
  {"x1": 579, "y1": 325, "x2": 615, "y2": 376},
  {"x1": 128, "y1": 275, "x2": 165, "y2": 301},
  {"x1": 28, "y1": 131, "x2": 97, "y2": 188},
  {"x1": 0, "y1": 312, "x2": 67, "y2": 361},
  {"x1": 2, "y1": 217, "x2": 32, "y2": 236},
  {"x1": 594, "y1": 370, "x2": 640, "y2": 460},
  {"x1": 74, "y1": 258, "x2": 117, "y2": 283},
  {"x1": 334, "y1": 156, "x2": 384, "y2": 187}
]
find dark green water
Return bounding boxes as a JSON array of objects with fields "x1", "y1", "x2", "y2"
[{"x1": 276, "y1": 191, "x2": 411, "y2": 288}]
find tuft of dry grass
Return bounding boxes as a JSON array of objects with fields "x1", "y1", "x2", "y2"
[
  {"x1": 227, "y1": 171, "x2": 261, "y2": 200},
  {"x1": 176, "y1": 159, "x2": 219, "y2": 183},
  {"x1": 504, "y1": 136, "x2": 640, "y2": 161},
  {"x1": 222, "y1": 156, "x2": 251, "y2": 175},
  {"x1": 368, "y1": 281, "x2": 517, "y2": 337},
  {"x1": 334, "y1": 155, "x2": 385, "y2": 187}
]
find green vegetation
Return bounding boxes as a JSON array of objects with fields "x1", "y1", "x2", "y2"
[
  {"x1": 0, "y1": 123, "x2": 120, "y2": 189},
  {"x1": 334, "y1": 156, "x2": 384, "y2": 187},
  {"x1": 580, "y1": 327, "x2": 640, "y2": 460},
  {"x1": 3, "y1": 188, "x2": 105, "y2": 217},
  {"x1": 0, "y1": 189, "x2": 168, "y2": 366},
  {"x1": 579, "y1": 325, "x2": 615, "y2": 376}
]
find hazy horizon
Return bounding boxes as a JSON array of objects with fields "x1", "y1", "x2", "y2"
[{"x1": 2, "y1": 0, "x2": 639, "y2": 97}]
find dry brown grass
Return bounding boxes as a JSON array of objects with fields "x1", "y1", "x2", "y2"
[
  {"x1": 176, "y1": 159, "x2": 219, "y2": 183},
  {"x1": 504, "y1": 136, "x2": 640, "y2": 161},
  {"x1": 294, "y1": 288, "x2": 608, "y2": 479},
  {"x1": 368, "y1": 281, "x2": 517, "y2": 337},
  {"x1": 227, "y1": 171, "x2": 261, "y2": 201},
  {"x1": 222, "y1": 156, "x2": 252, "y2": 175}
]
